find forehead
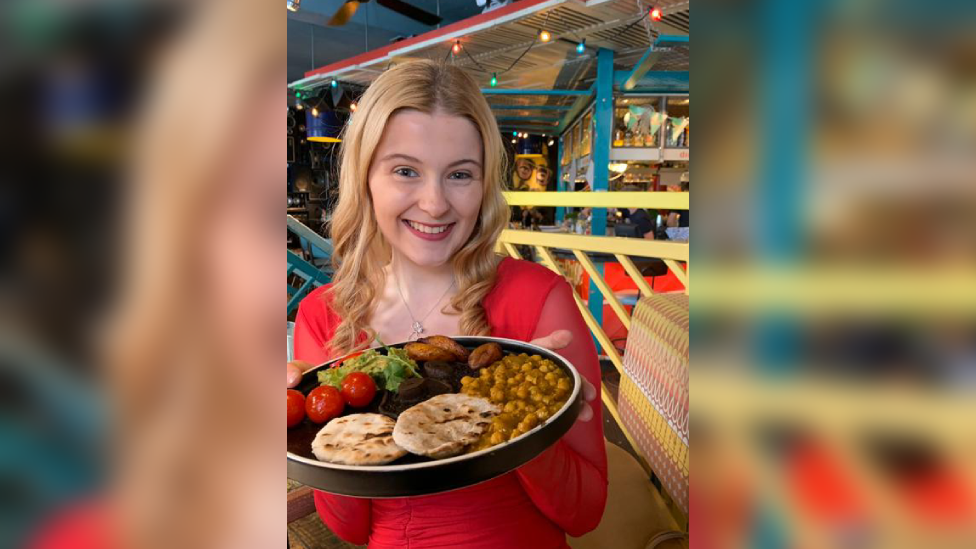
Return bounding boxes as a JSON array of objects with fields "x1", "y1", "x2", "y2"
[{"x1": 375, "y1": 109, "x2": 483, "y2": 163}]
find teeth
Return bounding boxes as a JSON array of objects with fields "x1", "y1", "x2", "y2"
[{"x1": 407, "y1": 220, "x2": 449, "y2": 234}]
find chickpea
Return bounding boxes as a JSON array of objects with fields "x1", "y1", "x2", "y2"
[
  {"x1": 516, "y1": 387, "x2": 529, "y2": 399},
  {"x1": 490, "y1": 388, "x2": 505, "y2": 402},
  {"x1": 490, "y1": 432, "x2": 504, "y2": 445},
  {"x1": 504, "y1": 401, "x2": 517, "y2": 413},
  {"x1": 535, "y1": 409, "x2": 548, "y2": 420}
]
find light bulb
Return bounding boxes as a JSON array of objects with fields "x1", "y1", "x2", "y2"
[
  {"x1": 539, "y1": 30, "x2": 551, "y2": 42},
  {"x1": 311, "y1": 107, "x2": 319, "y2": 117},
  {"x1": 296, "y1": 103, "x2": 304, "y2": 110},
  {"x1": 490, "y1": 73, "x2": 497, "y2": 87},
  {"x1": 350, "y1": 102, "x2": 357, "y2": 111},
  {"x1": 650, "y1": 7, "x2": 663, "y2": 21},
  {"x1": 511, "y1": 139, "x2": 517, "y2": 144},
  {"x1": 331, "y1": 80, "x2": 338, "y2": 89},
  {"x1": 576, "y1": 40, "x2": 585, "y2": 54},
  {"x1": 548, "y1": 139, "x2": 554, "y2": 146},
  {"x1": 452, "y1": 41, "x2": 461, "y2": 54}
]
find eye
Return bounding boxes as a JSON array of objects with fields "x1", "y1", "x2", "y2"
[
  {"x1": 448, "y1": 171, "x2": 472, "y2": 181},
  {"x1": 393, "y1": 167, "x2": 419, "y2": 178}
]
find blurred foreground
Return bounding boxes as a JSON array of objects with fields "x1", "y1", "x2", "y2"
[{"x1": 694, "y1": 0, "x2": 976, "y2": 547}]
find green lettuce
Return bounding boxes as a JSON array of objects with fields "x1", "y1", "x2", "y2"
[{"x1": 317, "y1": 346, "x2": 420, "y2": 392}]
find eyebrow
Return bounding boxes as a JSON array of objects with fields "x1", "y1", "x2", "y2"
[{"x1": 378, "y1": 153, "x2": 481, "y2": 170}]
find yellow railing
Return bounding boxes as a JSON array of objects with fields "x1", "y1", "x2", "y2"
[{"x1": 498, "y1": 191, "x2": 689, "y2": 496}]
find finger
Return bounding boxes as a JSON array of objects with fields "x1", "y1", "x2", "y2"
[
  {"x1": 529, "y1": 329, "x2": 573, "y2": 351},
  {"x1": 582, "y1": 378, "x2": 598, "y2": 402},
  {"x1": 286, "y1": 364, "x2": 302, "y2": 388},
  {"x1": 577, "y1": 403, "x2": 593, "y2": 422}
]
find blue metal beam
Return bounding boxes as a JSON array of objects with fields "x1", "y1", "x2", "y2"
[
  {"x1": 619, "y1": 47, "x2": 661, "y2": 91},
  {"x1": 587, "y1": 47, "x2": 614, "y2": 349},
  {"x1": 653, "y1": 34, "x2": 689, "y2": 47},
  {"x1": 497, "y1": 116, "x2": 562, "y2": 122},
  {"x1": 481, "y1": 89, "x2": 591, "y2": 96},
  {"x1": 490, "y1": 105, "x2": 572, "y2": 111},
  {"x1": 612, "y1": 71, "x2": 689, "y2": 91}
]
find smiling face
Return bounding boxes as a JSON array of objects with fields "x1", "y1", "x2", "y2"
[{"x1": 368, "y1": 109, "x2": 485, "y2": 268}]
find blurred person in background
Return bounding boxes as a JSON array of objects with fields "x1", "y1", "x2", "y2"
[
  {"x1": 616, "y1": 185, "x2": 656, "y2": 239},
  {"x1": 28, "y1": 1, "x2": 284, "y2": 548},
  {"x1": 286, "y1": 60, "x2": 606, "y2": 549}
]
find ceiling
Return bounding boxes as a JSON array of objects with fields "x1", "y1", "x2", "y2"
[
  {"x1": 287, "y1": 0, "x2": 484, "y2": 82},
  {"x1": 288, "y1": 0, "x2": 689, "y2": 133}
]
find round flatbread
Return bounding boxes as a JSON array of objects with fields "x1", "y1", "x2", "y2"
[
  {"x1": 393, "y1": 394, "x2": 501, "y2": 459},
  {"x1": 311, "y1": 413, "x2": 406, "y2": 466}
]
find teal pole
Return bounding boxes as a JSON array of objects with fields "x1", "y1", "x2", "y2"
[{"x1": 587, "y1": 47, "x2": 614, "y2": 352}]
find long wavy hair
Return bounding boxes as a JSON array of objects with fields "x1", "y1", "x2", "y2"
[{"x1": 328, "y1": 60, "x2": 509, "y2": 354}]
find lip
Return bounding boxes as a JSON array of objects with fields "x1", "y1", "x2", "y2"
[{"x1": 402, "y1": 219, "x2": 456, "y2": 241}]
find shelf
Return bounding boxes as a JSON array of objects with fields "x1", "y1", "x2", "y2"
[{"x1": 610, "y1": 148, "x2": 661, "y2": 162}]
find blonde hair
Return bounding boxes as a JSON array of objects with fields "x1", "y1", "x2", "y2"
[{"x1": 328, "y1": 60, "x2": 508, "y2": 354}]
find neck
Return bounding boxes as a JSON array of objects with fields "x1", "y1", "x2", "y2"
[{"x1": 388, "y1": 253, "x2": 455, "y2": 297}]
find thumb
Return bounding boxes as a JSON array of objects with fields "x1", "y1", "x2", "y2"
[{"x1": 529, "y1": 329, "x2": 573, "y2": 351}]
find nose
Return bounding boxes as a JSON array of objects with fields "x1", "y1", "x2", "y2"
[{"x1": 416, "y1": 177, "x2": 450, "y2": 219}]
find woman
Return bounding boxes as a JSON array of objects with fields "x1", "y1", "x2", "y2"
[{"x1": 288, "y1": 60, "x2": 608, "y2": 548}]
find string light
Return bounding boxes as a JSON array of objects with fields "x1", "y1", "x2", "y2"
[
  {"x1": 548, "y1": 138, "x2": 555, "y2": 146},
  {"x1": 452, "y1": 40, "x2": 461, "y2": 55},
  {"x1": 512, "y1": 131, "x2": 518, "y2": 137},
  {"x1": 650, "y1": 7, "x2": 663, "y2": 21},
  {"x1": 576, "y1": 39, "x2": 585, "y2": 54},
  {"x1": 311, "y1": 107, "x2": 319, "y2": 117},
  {"x1": 296, "y1": 103, "x2": 304, "y2": 110},
  {"x1": 511, "y1": 138, "x2": 517, "y2": 144},
  {"x1": 350, "y1": 102, "x2": 357, "y2": 111},
  {"x1": 490, "y1": 73, "x2": 497, "y2": 87},
  {"x1": 538, "y1": 29, "x2": 551, "y2": 42},
  {"x1": 331, "y1": 80, "x2": 338, "y2": 89},
  {"x1": 295, "y1": 91, "x2": 303, "y2": 99}
]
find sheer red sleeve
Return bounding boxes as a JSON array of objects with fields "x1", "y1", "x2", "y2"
[
  {"x1": 293, "y1": 291, "x2": 372, "y2": 545},
  {"x1": 515, "y1": 280, "x2": 609, "y2": 536}
]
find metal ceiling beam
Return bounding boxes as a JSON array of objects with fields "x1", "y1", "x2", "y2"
[
  {"x1": 619, "y1": 47, "x2": 663, "y2": 91},
  {"x1": 496, "y1": 116, "x2": 562, "y2": 122},
  {"x1": 481, "y1": 89, "x2": 591, "y2": 96},
  {"x1": 613, "y1": 70, "x2": 688, "y2": 92},
  {"x1": 489, "y1": 105, "x2": 572, "y2": 111}
]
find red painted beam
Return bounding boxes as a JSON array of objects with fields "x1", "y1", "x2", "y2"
[{"x1": 303, "y1": 0, "x2": 555, "y2": 79}]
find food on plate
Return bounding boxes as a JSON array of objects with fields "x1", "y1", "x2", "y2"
[
  {"x1": 317, "y1": 346, "x2": 420, "y2": 392},
  {"x1": 306, "y1": 385, "x2": 345, "y2": 424},
  {"x1": 392, "y1": 394, "x2": 501, "y2": 459},
  {"x1": 422, "y1": 360, "x2": 454, "y2": 380},
  {"x1": 341, "y1": 372, "x2": 377, "y2": 408},
  {"x1": 311, "y1": 413, "x2": 406, "y2": 465},
  {"x1": 287, "y1": 389, "x2": 306, "y2": 428},
  {"x1": 461, "y1": 353, "x2": 572, "y2": 452},
  {"x1": 404, "y1": 342, "x2": 457, "y2": 363},
  {"x1": 419, "y1": 335, "x2": 470, "y2": 361},
  {"x1": 378, "y1": 377, "x2": 453, "y2": 419},
  {"x1": 468, "y1": 342, "x2": 503, "y2": 369}
]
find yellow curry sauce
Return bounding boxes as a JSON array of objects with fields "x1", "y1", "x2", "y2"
[{"x1": 460, "y1": 353, "x2": 572, "y2": 452}]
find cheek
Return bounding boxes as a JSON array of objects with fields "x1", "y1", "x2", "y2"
[
  {"x1": 368, "y1": 177, "x2": 403, "y2": 231},
  {"x1": 452, "y1": 185, "x2": 485, "y2": 223}
]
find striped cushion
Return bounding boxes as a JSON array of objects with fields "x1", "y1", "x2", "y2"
[{"x1": 618, "y1": 293, "x2": 689, "y2": 515}]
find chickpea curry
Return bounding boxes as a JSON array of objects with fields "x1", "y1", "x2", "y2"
[{"x1": 460, "y1": 353, "x2": 572, "y2": 452}]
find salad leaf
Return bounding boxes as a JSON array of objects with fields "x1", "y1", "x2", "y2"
[{"x1": 317, "y1": 346, "x2": 420, "y2": 392}]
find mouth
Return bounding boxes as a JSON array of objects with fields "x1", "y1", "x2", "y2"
[{"x1": 402, "y1": 219, "x2": 456, "y2": 241}]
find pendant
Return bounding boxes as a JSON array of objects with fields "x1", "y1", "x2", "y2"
[{"x1": 411, "y1": 321, "x2": 424, "y2": 337}]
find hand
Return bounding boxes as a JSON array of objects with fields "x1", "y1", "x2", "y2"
[
  {"x1": 287, "y1": 360, "x2": 312, "y2": 388},
  {"x1": 528, "y1": 330, "x2": 599, "y2": 422}
]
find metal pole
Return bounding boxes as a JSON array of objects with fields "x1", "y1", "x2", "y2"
[{"x1": 587, "y1": 47, "x2": 614, "y2": 351}]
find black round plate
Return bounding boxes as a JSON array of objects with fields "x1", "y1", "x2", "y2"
[{"x1": 287, "y1": 336, "x2": 583, "y2": 498}]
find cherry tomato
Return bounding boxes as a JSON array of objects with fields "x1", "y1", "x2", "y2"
[
  {"x1": 286, "y1": 389, "x2": 306, "y2": 428},
  {"x1": 306, "y1": 385, "x2": 345, "y2": 424},
  {"x1": 341, "y1": 372, "x2": 377, "y2": 408}
]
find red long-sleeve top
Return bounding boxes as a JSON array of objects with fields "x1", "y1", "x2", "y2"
[{"x1": 293, "y1": 257, "x2": 608, "y2": 549}]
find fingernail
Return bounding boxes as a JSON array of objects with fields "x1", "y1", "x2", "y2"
[
  {"x1": 578, "y1": 405, "x2": 593, "y2": 422},
  {"x1": 286, "y1": 369, "x2": 299, "y2": 387}
]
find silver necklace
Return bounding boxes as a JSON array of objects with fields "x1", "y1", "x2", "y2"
[{"x1": 394, "y1": 274, "x2": 456, "y2": 340}]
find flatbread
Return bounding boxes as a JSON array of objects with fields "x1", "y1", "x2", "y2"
[
  {"x1": 311, "y1": 413, "x2": 406, "y2": 465},
  {"x1": 393, "y1": 394, "x2": 501, "y2": 459}
]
